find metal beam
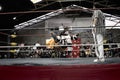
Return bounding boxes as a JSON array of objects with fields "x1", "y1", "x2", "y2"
[{"x1": 43, "y1": 0, "x2": 84, "y2": 2}]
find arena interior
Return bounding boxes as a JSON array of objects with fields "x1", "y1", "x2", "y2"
[{"x1": 0, "y1": 0, "x2": 120, "y2": 80}]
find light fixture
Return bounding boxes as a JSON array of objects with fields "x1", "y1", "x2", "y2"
[
  {"x1": 10, "y1": 34, "x2": 17, "y2": 38},
  {"x1": 0, "y1": 5, "x2": 2, "y2": 11},
  {"x1": 10, "y1": 42, "x2": 17, "y2": 46},
  {"x1": 10, "y1": 32, "x2": 17, "y2": 38},
  {"x1": 13, "y1": 17, "x2": 17, "y2": 20},
  {"x1": 31, "y1": 0, "x2": 42, "y2": 4}
]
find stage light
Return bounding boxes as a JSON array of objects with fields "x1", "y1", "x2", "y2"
[
  {"x1": 31, "y1": 0, "x2": 42, "y2": 4},
  {"x1": 13, "y1": 17, "x2": 17, "y2": 20},
  {"x1": 10, "y1": 32, "x2": 17, "y2": 38},
  {"x1": 10, "y1": 34, "x2": 17, "y2": 38},
  {"x1": 10, "y1": 42, "x2": 17, "y2": 46},
  {"x1": 9, "y1": 50, "x2": 16, "y2": 53},
  {"x1": 0, "y1": 5, "x2": 2, "y2": 11}
]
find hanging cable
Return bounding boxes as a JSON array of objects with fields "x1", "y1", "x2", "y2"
[{"x1": 0, "y1": 7, "x2": 119, "y2": 15}]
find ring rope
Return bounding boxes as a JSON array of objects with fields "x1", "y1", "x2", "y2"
[{"x1": 0, "y1": 43, "x2": 119, "y2": 48}]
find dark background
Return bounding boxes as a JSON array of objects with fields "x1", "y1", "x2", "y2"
[{"x1": 0, "y1": 0, "x2": 120, "y2": 29}]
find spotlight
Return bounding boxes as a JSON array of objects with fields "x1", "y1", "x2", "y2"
[
  {"x1": 31, "y1": 0, "x2": 42, "y2": 4},
  {"x1": 0, "y1": 5, "x2": 2, "y2": 11},
  {"x1": 10, "y1": 34, "x2": 17, "y2": 38},
  {"x1": 10, "y1": 42, "x2": 17, "y2": 46},
  {"x1": 10, "y1": 32, "x2": 17, "y2": 38},
  {"x1": 13, "y1": 17, "x2": 17, "y2": 20}
]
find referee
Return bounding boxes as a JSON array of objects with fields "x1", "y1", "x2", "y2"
[{"x1": 92, "y1": 6, "x2": 106, "y2": 62}]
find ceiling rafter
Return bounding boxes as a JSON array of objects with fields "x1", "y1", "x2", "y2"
[{"x1": 84, "y1": 0, "x2": 116, "y2": 8}]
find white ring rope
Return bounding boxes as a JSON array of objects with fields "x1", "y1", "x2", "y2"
[{"x1": 0, "y1": 43, "x2": 120, "y2": 48}]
